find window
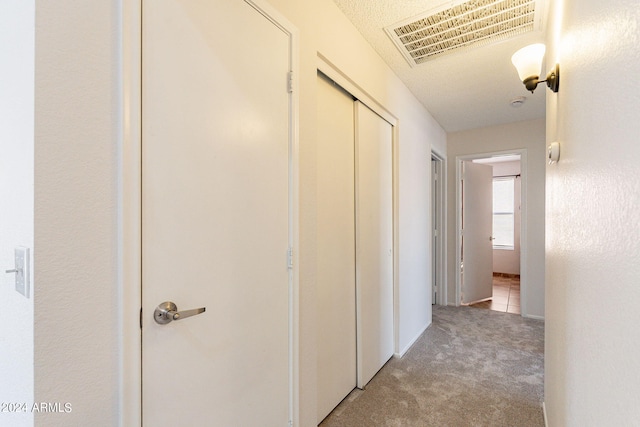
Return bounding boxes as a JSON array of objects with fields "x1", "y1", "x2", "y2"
[{"x1": 493, "y1": 178, "x2": 514, "y2": 249}]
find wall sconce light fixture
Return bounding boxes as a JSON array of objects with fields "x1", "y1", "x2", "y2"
[{"x1": 511, "y1": 43, "x2": 560, "y2": 93}]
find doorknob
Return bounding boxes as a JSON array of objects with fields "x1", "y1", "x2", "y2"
[{"x1": 154, "y1": 301, "x2": 206, "y2": 325}]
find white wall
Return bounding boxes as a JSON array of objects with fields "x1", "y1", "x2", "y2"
[
  {"x1": 447, "y1": 119, "x2": 545, "y2": 318},
  {"x1": 32, "y1": 0, "x2": 445, "y2": 426},
  {"x1": 267, "y1": 1, "x2": 445, "y2": 423},
  {"x1": 489, "y1": 160, "x2": 521, "y2": 275},
  {"x1": 544, "y1": 0, "x2": 640, "y2": 424},
  {"x1": 396, "y1": 99, "x2": 441, "y2": 355},
  {"x1": 0, "y1": 2, "x2": 34, "y2": 426},
  {"x1": 34, "y1": 1, "x2": 119, "y2": 425}
]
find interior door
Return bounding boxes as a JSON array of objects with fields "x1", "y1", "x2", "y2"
[
  {"x1": 461, "y1": 161, "x2": 494, "y2": 304},
  {"x1": 355, "y1": 101, "x2": 394, "y2": 388},
  {"x1": 142, "y1": 1, "x2": 292, "y2": 426},
  {"x1": 431, "y1": 157, "x2": 438, "y2": 304},
  {"x1": 316, "y1": 72, "x2": 357, "y2": 423}
]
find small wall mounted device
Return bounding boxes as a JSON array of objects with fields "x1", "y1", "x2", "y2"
[
  {"x1": 5, "y1": 246, "x2": 30, "y2": 298},
  {"x1": 548, "y1": 141, "x2": 560, "y2": 164}
]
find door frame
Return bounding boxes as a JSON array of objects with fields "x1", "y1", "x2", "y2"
[
  {"x1": 316, "y1": 55, "x2": 401, "y2": 356},
  {"x1": 455, "y1": 149, "x2": 528, "y2": 314},
  {"x1": 119, "y1": 1, "x2": 300, "y2": 425},
  {"x1": 431, "y1": 150, "x2": 447, "y2": 306}
]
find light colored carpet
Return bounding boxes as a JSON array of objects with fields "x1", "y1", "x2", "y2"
[{"x1": 320, "y1": 305, "x2": 544, "y2": 427}]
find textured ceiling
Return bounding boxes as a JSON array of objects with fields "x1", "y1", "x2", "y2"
[{"x1": 332, "y1": 0, "x2": 548, "y2": 132}]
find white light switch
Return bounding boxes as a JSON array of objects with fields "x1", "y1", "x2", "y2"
[{"x1": 12, "y1": 247, "x2": 30, "y2": 298}]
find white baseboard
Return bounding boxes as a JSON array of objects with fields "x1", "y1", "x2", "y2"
[
  {"x1": 542, "y1": 402, "x2": 548, "y2": 427},
  {"x1": 524, "y1": 313, "x2": 545, "y2": 321},
  {"x1": 394, "y1": 321, "x2": 431, "y2": 358}
]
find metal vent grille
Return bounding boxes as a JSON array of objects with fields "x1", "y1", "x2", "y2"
[{"x1": 385, "y1": 0, "x2": 542, "y2": 66}]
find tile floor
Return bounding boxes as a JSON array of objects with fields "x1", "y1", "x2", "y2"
[{"x1": 470, "y1": 274, "x2": 520, "y2": 314}]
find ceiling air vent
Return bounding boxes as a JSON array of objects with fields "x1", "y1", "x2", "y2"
[{"x1": 385, "y1": 0, "x2": 544, "y2": 66}]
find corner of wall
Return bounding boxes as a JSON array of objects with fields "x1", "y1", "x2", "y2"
[{"x1": 0, "y1": 2, "x2": 35, "y2": 426}]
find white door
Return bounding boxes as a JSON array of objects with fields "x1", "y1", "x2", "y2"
[
  {"x1": 355, "y1": 101, "x2": 394, "y2": 388},
  {"x1": 431, "y1": 157, "x2": 438, "y2": 304},
  {"x1": 142, "y1": 1, "x2": 292, "y2": 426},
  {"x1": 316, "y1": 72, "x2": 357, "y2": 422},
  {"x1": 461, "y1": 161, "x2": 494, "y2": 304}
]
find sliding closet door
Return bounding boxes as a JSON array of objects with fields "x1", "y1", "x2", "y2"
[
  {"x1": 355, "y1": 101, "x2": 394, "y2": 388},
  {"x1": 316, "y1": 73, "x2": 357, "y2": 423}
]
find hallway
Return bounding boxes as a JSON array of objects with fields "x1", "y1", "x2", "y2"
[{"x1": 319, "y1": 305, "x2": 544, "y2": 426}]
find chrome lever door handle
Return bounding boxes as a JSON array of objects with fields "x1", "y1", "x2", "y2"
[
  {"x1": 172, "y1": 307, "x2": 206, "y2": 320},
  {"x1": 154, "y1": 301, "x2": 206, "y2": 325}
]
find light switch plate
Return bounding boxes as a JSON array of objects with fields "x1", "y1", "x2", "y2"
[{"x1": 14, "y1": 247, "x2": 30, "y2": 298}]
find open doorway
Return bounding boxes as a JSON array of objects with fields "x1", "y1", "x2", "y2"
[
  {"x1": 470, "y1": 155, "x2": 521, "y2": 313},
  {"x1": 456, "y1": 150, "x2": 526, "y2": 316},
  {"x1": 431, "y1": 151, "x2": 446, "y2": 306}
]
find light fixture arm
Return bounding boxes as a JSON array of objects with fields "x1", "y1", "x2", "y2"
[{"x1": 523, "y1": 64, "x2": 560, "y2": 93}]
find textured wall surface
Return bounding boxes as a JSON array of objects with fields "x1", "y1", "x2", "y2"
[
  {"x1": 544, "y1": 0, "x2": 640, "y2": 424},
  {"x1": 0, "y1": 2, "x2": 34, "y2": 426},
  {"x1": 269, "y1": 0, "x2": 445, "y2": 422},
  {"x1": 34, "y1": 1, "x2": 119, "y2": 425},
  {"x1": 32, "y1": 0, "x2": 445, "y2": 426},
  {"x1": 447, "y1": 119, "x2": 546, "y2": 318}
]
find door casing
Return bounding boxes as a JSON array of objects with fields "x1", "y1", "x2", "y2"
[
  {"x1": 316, "y1": 73, "x2": 396, "y2": 421},
  {"x1": 316, "y1": 55, "x2": 400, "y2": 357},
  {"x1": 118, "y1": 1, "x2": 299, "y2": 425},
  {"x1": 455, "y1": 149, "x2": 528, "y2": 314},
  {"x1": 431, "y1": 150, "x2": 447, "y2": 306}
]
